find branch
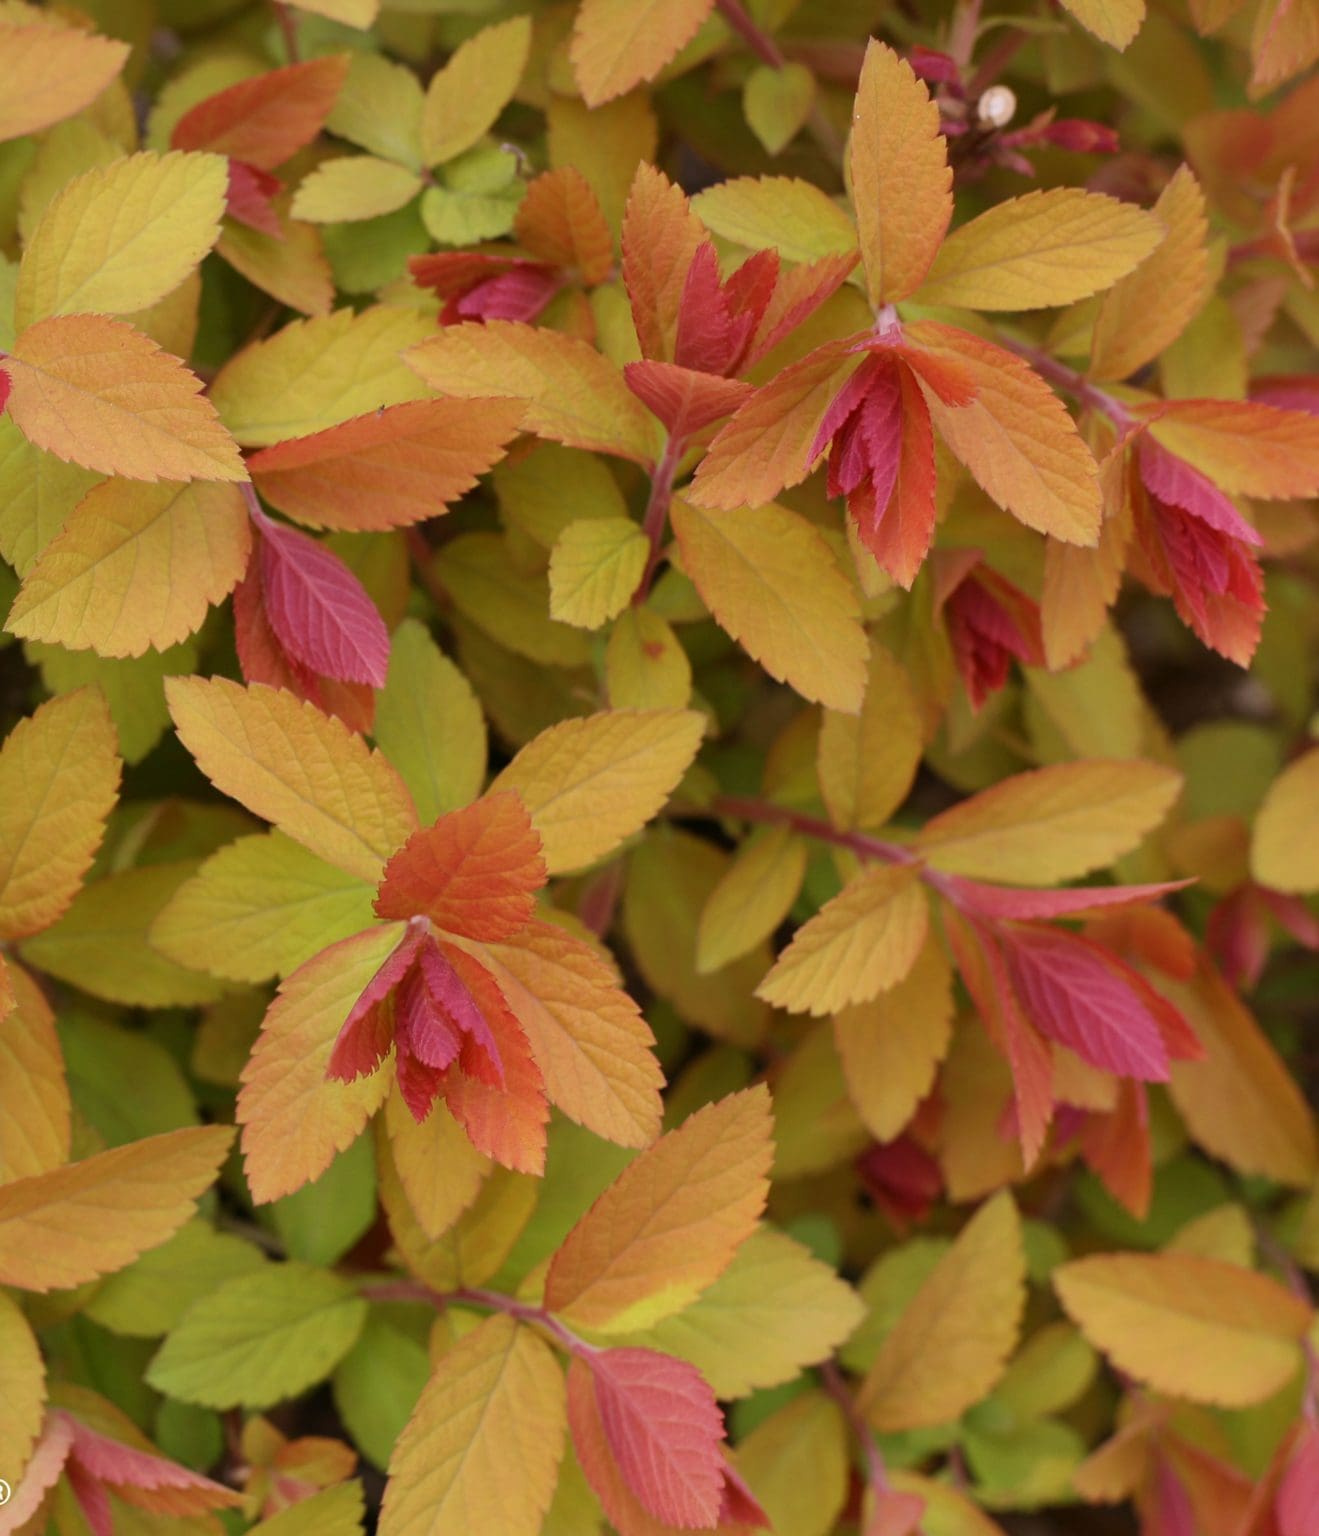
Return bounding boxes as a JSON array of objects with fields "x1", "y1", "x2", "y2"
[
  {"x1": 692, "y1": 794, "x2": 918, "y2": 869},
  {"x1": 821, "y1": 1359, "x2": 890, "y2": 1494},
  {"x1": 635, "y1": 432, "x2": 686, "y2": 604},
  {"x1": 357, "y1": 1277, "x2": 598, "y2": 1358},
  {"x1": 995, "y1": 334, "x2": 1134, "y2": 426}
]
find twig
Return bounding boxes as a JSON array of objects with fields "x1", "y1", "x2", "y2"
[
  {"x1": 635, "y1": 433, "x2": 686, "y2": 604},
  {"x1": 821, "y1": 1359, "x2": 890, "y2": 1494},
  {"x1": 715, "y1": 0, "x2": 845, "y2": 165},
  {"x1": 272, "y1": 2, "x2": 299, "y2": 63},
  {"x1": 995, "y1": 334, "x2": 1134, "y2": 425},
  {"x1": 694, "y1": 794, "x2": 918, "y2": 869},
  {"x1": 357, "y1": 1277, "x2": 598, "y2": 1358}
]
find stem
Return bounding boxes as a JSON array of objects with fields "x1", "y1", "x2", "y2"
[
  {"x1": 820, "y1": 1360, "x2": 890, "y2": 1494},
  {"x1": 406, "y1": 527, "x2": 450, "y2": 611},
  {"x1": 357, "y1": 1278, "x2": 597, "y2": 1358},
  {"x1": 966, "y1": 28, "x2": 1028, "y2": 98},
  {"x1": 996, "y1": 335, "x2": 1134, "y2": 426},
  {"x1": 272, "y1": 2, "x2": 299, "y2": 63},
  {"x1": 715, "y1": 0, "x2": 844, "y2": 165},
  {"x1": 706, "y1": 795, "x2": 918, "y2": 867},
  {"x1": 1255, "y1": 1224, "x2": 1319, "y2": 1422},
  {"x1": 635, "y1": 433, "x2": 686, "y2": 604},
  {"x1": 947, "y1": 0, "x2": 983, "y2": 69}
]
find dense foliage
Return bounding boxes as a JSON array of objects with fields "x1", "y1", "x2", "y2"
[{"x1": 1, "y1": 2, "x2": 1318, "y2": 1535}]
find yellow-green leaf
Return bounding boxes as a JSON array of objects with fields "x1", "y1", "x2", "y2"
[
  {"x1": 817, "y1": 640, "x2": 922, "y2": 831},
  {"x1": 691, "y1": 176, "x2": 857, "y2": 266},
  {"x1": 0, "y1": 1290, "x2": 46, "y2": 1475},
  {"x1": 0, "y1": 960, "x2": 70, "y2": 1183},
  {"x1": 697, "y1": 825, "x2": 808, "y2": 974},
  {"x1": 548, "y1": 517, "x2": 649, "y2": 629},
  {"x1": 1251, "y1": 748, "x2": 1319, "y2": 893},
  {"x1": 605, "y1": 606, "x2": 692, "y2": 710},
  {"x1": 1058, "y1": 0, "x2": 1146, "y2": 47},
  {"x1": 735, "y1": 1393, "x2": 849, "y2": 1536},
  {"x1": 422, "y1": 17, "x2": 532, "y2": 165},
  {"x1": 292, "y1": 156, "x2": 422, "y2": 223}
]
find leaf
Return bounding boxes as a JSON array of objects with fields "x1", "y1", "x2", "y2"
[
  {"x1": 256, "y1": 514, "x2": 390, "y2": 688},
  {"x1": 237, "y1": 925, "x2": 401, "y2": 1203},
  {"x1": 914, "y1": 190, "x2": 1162, "y2": 312},
  {"x1": 1142, "y1": 398, "x2": 1319, "y2": 499},
  {"x1": 619, "y1": 1227, "x2": 865, "y2": 1398},
  {"x1": 422, "y1": 17, "x2": 532, "y2": 164},
  {"x1": 250, "y1": 1483, "x2": 367, "y2": 1536},
  {"x1": 1054, "y1": 1252, "x2": 1312, "y2": 1406},
  {"x1": 1165, "y1": 961, "x2": 1317, "y2": 1187},
  {"x1": 834, "y1": 933, "x2": 954, "y2": 1141},
  {"x1": 0, "y1": 1124, "x2": 233, "y2": 1292},
  {"x1": 670, "y1": 497, "x2": 868, "y2": 713},
  {"x1": 374, "y1": 793, "x2": 545, "y2": 941},
  {"x1": 757, "y1": 864, "x2": 928, "y2": 1017},
  {"x1": 167, "y1": 677, "x2": 418, "y2": 884},
  {"x1": 0, "y1": 414, "x2": 103, "y2": 578},
  {"x1": 248, "y1": 399, "x2": 524, "y2": 532},
  {"x1": 3, "y1": 314, "x2": 247, "y2": 483},
  {"x1": 0, "y1": 686, "x2": 119, "y2": 940},
  {"x1": 378, "y1": 1314, "x2": 565, "y2": 1536},
  {"x1": 0, "y1": 961, "x2": 69, "y2": 1184},
  {"x1": 858, "y1": 1191, "x2": 1026, "y2": 1431},
  {"x1": 1089, "y1": 167, "x2": 1210, "y2": 382},
  {"x1": 697, "y1": 826, "x2": 808, "y2": 974},
  {"x1": 607, "y1": 606, "x2": 692, "y2": 711},
  {"x1": 571, "y1": 1351, "x2": 727, "y2": 1529},
  {"x1": 490, "y1": 709, "x2": 705, "y2": 875},
  {"x1": 744, "y1": 62, "x2": 816, "y2": 156},
  {"x1": 171, "y1": 55, "x2": 351, "y2": 170},
  {"x1": 292, "y1": 155, "x2": 423, "y2": 223},
  {"x1": 691, "y1": 176, "x2": 858, "y2": 266},
  {"x1": 849, "y1": 41, "x2": 951, "y2": 305},
  {"x1": 150, "y1": 831, "x2": 377, "y2": 985},
  {"x1": 516, "y1": 167, "x2": 615, "y2": 286},
  {"x1": 473, "y1": 920, "x2": 663, "y2": 1149},
  {"x1": 735, "y1": 1393, "x2": 849, "y2": 1536},
  {"x1": 15, "y1": 152, "x2": 229, "y2": 329},
  {"x1": 0, "y1": 1290, "x2": 45, "y2": 1475},
  {"x1": 549, "y1": 518, "x2": 649, "y2": 629},
  {"x1": 146, "y1": 1261, "x2": 367, "y2": 1409},
  {"x1": 5, "y1": 479, "x2": 250, "y2": 658},
  {"x1": 375, "y1": 619, "x2": 486, "y2": 824},
  {"x1": 0, "y1": 20, "x2": 129, "y2": 143},
  {"x1": 1252, "y1": 749, "x2": 1319, "y2": 892},
  {"x1": 621, "y1": 164, "x2": 707, "y2": 364},
  {"x1": 210, "y1": 306, "x2": 436, "y2": 447},
  {"x1": 571, "y1": 0, "x2": 714, "y2": 106},
  {"x1": 914, "y1": 760, "x2": 1182, "y2": 884},
  {"x1": 905, "y1": 322, "x2": 1101, "y2": 544},
  {"x1": 288, "y1": 0, "x2": 378, "y2": 23},
  {"x1": 544, "y1": 1086, "x2": 773, "y2": 1331},
  {"x1": 384, "y1": 1090, "x2": 489, "y2": 1242},
  {"x1": 818, "y1": 640, "x2": 923, "y2": 831},
  {"x1": 405, "y1": 320, "x2": 662, "y2": 466},
  {"x1": 1058, "y1": 0, "x2": 1146, "y2": 47}
]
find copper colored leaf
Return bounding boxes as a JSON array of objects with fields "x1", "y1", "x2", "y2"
[
  {"x1": 0, "y1": 20, "x2": 129, "y2": 142},
  {"x1": 172, "y1": 55, "x2": 351, "y2": 169},
  {"x1": 0, "y1": 960, "x2": 70, "y2": 1184},
  {"x1": 1142, "y1": 398, "x2": 1319, "y2": 500}
]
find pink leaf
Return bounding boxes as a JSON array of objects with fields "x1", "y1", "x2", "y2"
[
  {"x1": 326, "y1": 925, "x2": 426, "y2": 1081},
  {"x1": 945, "y1": 877, "x2": 1191, "y2": 920},
  {"x1": 624, "y1": 361, "x2": 754, "y2": 439},
  {"x1": 1137, "y1": 435, "x2": 1262, "y2": 546},
  {"x1": 420, "y1": 939, "x2": 504, "y2": 1086},
  {"x1": 66, "y1": 1459, "x2": 113, "y2": 1536},
  {"x1": 256, "y1": 512, "x2": 391, "y2": 688},
  {"x1": 719, "y1": 1463, "x2": 770, "y2": 1528},
  {"x1": 1280, "y1": 1422, "x2": 1319, "y2": 1536},
  {"x1": 394, "y1": 964, "x2": 461, "y2": 1073},
  {"x1": 226, "y1": 160, "x2": 283, "y2": 237}
]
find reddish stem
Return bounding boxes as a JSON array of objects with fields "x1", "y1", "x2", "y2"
[
  {"x1": 820, "y1": 1359, "x2": 890, "y2": 1495},
  {"x1": 272, "y1": 2, "x2": 300, "y2": 63},
  {"x1": 406, "y1": 527, "x2": 450, "y2": 611},
  {"x1": 997, "y1": 335, "x2": 1134, "y2": 426},
  {"x1": 709, "y1": 795, "x2": 918, "y2": 868},
  {"x1": 635, "y1": 433, "x2": 686, "y2": 604},
  {"x1": 357, "y1": 1278, "x2": 597, "y2": 1358},
  {"x1": 714, "y1": 0, "x2": 844, "y2": 164}
]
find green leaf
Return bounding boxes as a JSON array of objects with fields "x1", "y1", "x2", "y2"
[
  {"x1": 266, "y1": 1133, "x2": 377, "y2": 1267},
  {"x1": 85, "y1": 1219, "x2": 266, "y2": 1339}
]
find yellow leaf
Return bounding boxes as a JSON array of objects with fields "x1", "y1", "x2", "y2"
[
  {"x1": 5, "y1": 479, "x2": 250, "y2": 658},
  {"x1": 238, "y1": 925, "x2": 400, "y2": 1205},
  {"x1": 422, "y1": 17, "x2": 532, "y2": 164},
  {"x1": 1058, "y1": 0, "x2": 1146, "y2": 47},
  {"x1": 375, "y1": 619, "x2": 486, "y2": 825},
  {"x1": 210, "y1": 306, "x2": 435, "y2": 448},
  {"x1": 619, "y1": 1228, "x2": 865, "y2": 1398},
  {"x1": 0, "y1": 960, "x2": 70, "y2": 1184},
  {"x1": 0, "y1": 19, "x2": 129, "y2": 143},
  {"x1": 817, "y1": 640, "x2": 922, "y2": 830},
  {"x1": 1090, "y1": 166, "x2": 1210, "y2": 382},
  {"x1": 0, "y1": 1124, "x2": 233, "y2": 1292},
  {"x1": 470, "y1": 920, "x2": 664, "y2": 1149},
  {"x1": 150, "y1": 832, "x2": 378, "y2": 986},
  {"x1": 490, "y1": 708, "x2": 705, "y2": 874},
  {"x1": 757, "y1": 864, "x2": 928, "y2": 1017},
  {"x1": 384, "y1": 1090, "x2": 489, "y2": 1243},
  {"x1": 288, "y1": 0, "x2": 378, "y2": 24},
  {"x1": 0, "y1": 686, "x2": 119, "y2": 940},
  {"x1": 250, "y1": 1484, "x2": 366, "y2": 1536},
  {"x1": 327, "y1": 52, "x2": 424, "y2": 168},
  {"x1": 1165, "y1": 1204, "x2": 1255, "y2": 1268},
  {"x1": 218, "y1": 200, "x2": 335, "y2": 320},
  {"x1": 913, "y1": 759, "x2": 1182, "y2": 883},
  {"x1": 906, "y1": 321, "x2": 1101, "y2": 545},
  {"x1": 833, "y1": 932, "x2": 954, "y2": 1141},
  {"x1": 771, "y1": 1022, "x2": 870, "y2": 1179},
  {"x1": 1166, "y1": 960, "x2": 1317, "y2": 1186},
  {"x1": 0, "y1": 415, "x2": 102, "y2": 578},
  {"x1": 914, "y1": 189, "x2": 1163, "y2": 311},
  {"x1": 571, "y1": 0, "x2": 712, "y2": 107},
  {"x1": 15, "y1": 151, "x2": 228, "y2": 329},
  {"x1": 20, "y1": 861, "x2": 227, "y2": 1008},
  {"x1": 378, "y1": 1314, "x2": 565, "y2": 1536},
  {"x1": 4, "y1": 313, "x2": 247, "y2": 483},
  {"x1": 1054, "y1": 1252, "x2": 1312, "y2": 1406},
  {"x1": 0, "y1": 1290, "x2": 46, "y2": 1477},
  {"x1": 544, "y1": 1086, "x2": 773, "y2": 1331},
  {"x1": 166, "y1": 677, "x2": 418, "y2": 884},
  {"x1": 859, "y1": 1190, "x2": 1026, "y2": 1430},
  {"x1": 1251, "y1": 748, "x2": 1319, "y2": 892},
  {"x1": 546, "y1": 92, "x2": 658, "y2": 236},
  {"x1": 691, "y1": 175, "x2": 858, "y2": 266},
  {"x1": 697, "y1": 825, "x2": 808, "y2": 974},
  {"x1": 670, "y1": 498, "x2": 868, "y2": 713},
  {"x1": 548, "y1": 517, "x2": 649, "y2": 630},
  {"x1": 405, "y1": 321, "x2": 661, "y2": 467},
  {"x1": 735, "y1": 1392, "x2": 849, "y2": 1536},
  {"x1": 291, "y1": 156, "x2": 422, "y2": 223},
  {"x1": 849, "y1": 41, "x2": 951, "y2": 305},
  {"x1": 605, "y1": 606, "x2": 692, "y2": 710}
]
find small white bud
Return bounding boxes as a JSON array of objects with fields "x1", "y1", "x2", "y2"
[{"x1": 976, "y1": 85, "x2": 1016, "y2": 129}]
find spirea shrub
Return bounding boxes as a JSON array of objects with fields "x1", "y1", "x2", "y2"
[{"x1": 0, "y1": 2, "x2": 1317, "y2": 1534}]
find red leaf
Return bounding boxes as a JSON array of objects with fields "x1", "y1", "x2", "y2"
[
  {"x1": 946, "y1": 877, "x2": 1192, "y2": 920},
  {"x1": 570, "y1": 1349, "x2": 727, "y2": 1529},
  {"x1": 0, "y1": 364, "x2": 10, "y2": 416},
  {"x1": 374, "y1": 793, "x2": 547, "y2": 942},
  {"x1": 170, "y1": 55, "x2": 350, "y2": 170},
  {"x1": 743, "y1": 251, "x2": 859, "y2": 367},
  {"x1": 718, "y1": 1464, "x2": 769, "y2": 1529},
  {"x1": 623, "y1": 361, "x2": 754, "y2": 439},
  {"x1": 394, "y1": 963, "x2": 461, "y2": 1073},
  {"x1": 419, "y1": 940, "x2": 504, "y2": 1086},
  {"x1": 853, "y1": 365, "x2": 938, "y2": 588},
  {"x1": 1280, "y1": 1421, "x2": 1319, "y2": 1536},
  {"x1": 1079, "y1": 1079, "x2": 1152, "y2": 1218},
  {"x1": 256, "y1": 513, "x2": 391, "y2": 689},
  {"x1": 226, "y1": 160, "x2": 283, "y2": 237},
  {"x1": 1136, "y1": 435, "x2": 1261, "y2": 545},
  {"x1": 326, "y1": 925, "x2": 425, "y2": 1082},
  {"x1": 66, "y1": 1458, "x2": 113, "y2": 1536}
]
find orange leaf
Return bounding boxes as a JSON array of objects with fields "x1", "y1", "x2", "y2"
[
  {"x1": 3, "y1": 315, "x2": 246, "y2": 483},
  {"x1": 515, "y1": 166, "x2": 615, "y2": 286},
  {"x1": 0, "y1": 20, "x2": 129, "y2": 143},
  {"x1": 374, "y1": 793, "x2": 546, "y2": 942},
  {"x1": 544, "y1": 1086, "x2": 773, "y2": 1331},
  {"x1": 1141, "y1": 398, "x2": 1319, "y2": 498},
  {"x1": 571, "y1": 0, "x2": 715, "y2": 107},
  {"x1": 622, "y1": 164, "x2": 708, "y2": 365},
  {"x1": 0, "y1": 1126, "x2": 233, "y2": 1292},
  {"x1": 849, "y1": 42, "x2": 951, "y2": 305},
  {"x1": 248, "y1": 399, "x2": 524, "y2": 531},
  {"x1": 0, "y1": 960, "x2": 69, "y2": 1184},
  {"x1": 171, "y1": 55, "x2": 351, "y2": 170}
]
